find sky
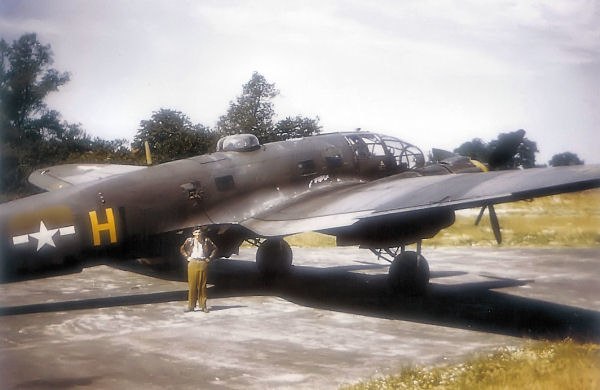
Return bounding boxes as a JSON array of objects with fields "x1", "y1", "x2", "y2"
[{"x1": 1, "y1": 0, "x2": 599, "y2": 164}]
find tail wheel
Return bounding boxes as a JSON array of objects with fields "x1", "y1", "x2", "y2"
[
  {"x1": 256, "y1": 239, "x2": 293, "y2": 280},
  {"x1": 388, "y1": 251, "x2": 430, "y2": 295}
]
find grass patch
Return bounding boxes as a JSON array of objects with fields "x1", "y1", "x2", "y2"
[
  {"x1": 285, "y1": 232, "x2": 337, "y2": 247},
  {"x1": 427, "y1": 189, "x2": 600, "y2": 247},
  {"x1": 343, "y1": 340, "x2": 600, "y2": 390}
]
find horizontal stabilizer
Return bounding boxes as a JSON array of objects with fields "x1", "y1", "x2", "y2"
[{"x1": 28, "y1": 164, "x2": 147, "y2": 191}]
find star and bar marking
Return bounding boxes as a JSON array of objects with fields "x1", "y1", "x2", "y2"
[{"x1": 12, "y1": 221, "x2": 76, "y2": 251}]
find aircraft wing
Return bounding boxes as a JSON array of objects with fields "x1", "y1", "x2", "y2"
[
  {"x1": 241, "y1": 165, "x2": 600, "y2": 236},
  {"x1": 28, "y1": 164, "x2": 147, "y2": 191}
]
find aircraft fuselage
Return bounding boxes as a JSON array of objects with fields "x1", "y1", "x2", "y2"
[{"x1": 2, "y1": 132, "x2": 443, "y2": 278}]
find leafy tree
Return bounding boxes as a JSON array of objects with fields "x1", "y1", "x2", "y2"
[
  {"x1": 216, "y1": 72, "x2": 279, "y2": 141},
  {"x1": 549, "y1": 152, "x2": 584, "y2": 167},
  {"x1": 487, "y1": 130, "x2": 537, "y2": 169},
  {"x1": 271, "y1": 116, "x2": 321, "y2": 143},
  {"x1": 513, "y1": 138, "x2": 538, "y2": 169},
  {"x1": 454, "y1": 129, "x2": 538, "y2": 169},
  {"x1": 0, "y1": 33, "x2": 70, "y2": 144},
  {"x1": 132, "y1": 108, "x2": 216, "y2": 164},
  {"x1": 60, "y1": 137, "x2": 135, "y2": 164},
  {"x1": 217, "y1": 72, "x2": 321, "y2": 143},
  {"x1": 90, "y1": 137, "x2": 131, "y2": 156},
  {"x1": 454, "y1": 138, "x2": 488, "y2": 163},
  {"x1": 0, "y1": 33, "x2": 83, "y2": 193},
  {"x1": 40, "y1": 121, "x2": 93, "y2": 159}
]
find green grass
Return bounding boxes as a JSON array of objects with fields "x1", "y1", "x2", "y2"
[
  {"x1": 285, "y1": 232, "x2": 337, "y2": 247},
  {"x1": 343, "y1": 340, "x2": 600, "y2": 390},
  {"x1": 427, "y1": 190, "x2": 600, "y2": 247}
]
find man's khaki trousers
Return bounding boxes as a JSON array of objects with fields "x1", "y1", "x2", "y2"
[{"x1": 187, "y1": 259, "x2": 209, "y2": 310}]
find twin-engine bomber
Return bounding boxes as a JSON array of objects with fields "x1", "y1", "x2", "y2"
[{"x1": 1, "y1": 131, "x2": 599, "y2": 294}]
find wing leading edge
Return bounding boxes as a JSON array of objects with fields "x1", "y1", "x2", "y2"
[{"x1": 241, "y1": 165, "x2": 600, "y2": 237}]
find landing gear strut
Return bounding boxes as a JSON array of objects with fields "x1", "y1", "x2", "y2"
[
  {"x1": 376, "y1": 241, "x2": 429, "y2": 295},
  {"x1": 256, "y1": 239, "x2": 293, "y2": 280}
]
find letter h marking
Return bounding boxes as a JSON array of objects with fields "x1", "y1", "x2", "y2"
[{"x1": 89, "y1": 208, "x2": 118, "y2": 246}]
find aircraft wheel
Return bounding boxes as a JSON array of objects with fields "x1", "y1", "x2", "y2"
[
  {"x1": 388, "y1": 251, "x2": 430, "y2": 295},
  {"x1": 256, "y1": 239, "x2": 293, "y2": 280}
]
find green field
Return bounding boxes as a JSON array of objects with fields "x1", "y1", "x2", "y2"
[
  {"x1": 343, "y1": 340, "x2": 600, "y2": 390},
  {"x1": 285, "y1": 189, "x2": 600, "y2": 248}
]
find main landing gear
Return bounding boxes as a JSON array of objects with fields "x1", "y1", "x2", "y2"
[
  {"x1": 373, "y1": 241, "x2": 430, "y2": 295},
  {"x1": 254, "y1": 238, "x2": 293, "y2": 280},
  {"x1": 250, "y1": 237, "x2": 430, "y2": 294}
]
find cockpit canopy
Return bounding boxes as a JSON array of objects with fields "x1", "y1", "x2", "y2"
[
  {"x1": 345, "y1": 133, "x2": 425, "y2": 171},
  {"x1": 216, "y1": 134, "x2": 261, "y2": 152}
]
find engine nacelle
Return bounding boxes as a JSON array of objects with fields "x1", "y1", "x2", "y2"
[{"x1": 332, "y1": 209, "x2": 455, "y2": 248}]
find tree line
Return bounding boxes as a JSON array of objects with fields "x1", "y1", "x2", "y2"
[
  {"x1": 0, "y1": 33, "x2": 584, "y2": 198},
  {"x1": 452, "y1": 131, "x2": 583, "y2": 169},
  {"x1": 0, "y1": 34, "x2": 320, "y2": 196}
]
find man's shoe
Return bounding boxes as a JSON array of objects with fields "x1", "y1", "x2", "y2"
[
  {"x1": 202, "y1": 307, "x2": 209, "y2": 313},
  {"x1": 184, "y1": 308, "x2": 194, "y2": 313}
]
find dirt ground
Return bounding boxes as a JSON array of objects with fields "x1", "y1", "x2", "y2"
[{"x1": 1, "y1": 247, "x2": 598, "y2": 389}]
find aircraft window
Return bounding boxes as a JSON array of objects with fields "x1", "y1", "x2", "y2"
[
  {"x1": 323, "y1": 145, "x2": 343, "y2": 169},
  {"x1": 380, "y1": 136, "x2": 425, "y2": 170},
  {"x1": 216, "y1": 134, "x2": 261, "y2": 152},
  {"x1": 369, "y1": 143, "x2": 386, "y2": 156},
  {"x1": 325, "y1": 155, "x2": 343, "y2": 169},
  {"x1": 215, "y1": 175, "x2": 235, "y2": 191},
  {"x1": 346, "y1": 134, "x2": 387, "y2": 158},
  {"x1": 298, "y1": 160, "x2": 317, "y2": 176}
]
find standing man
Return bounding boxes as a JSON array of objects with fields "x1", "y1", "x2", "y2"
[{"x1": 180, "y1": 226, "x2": 217, "y2": 313}]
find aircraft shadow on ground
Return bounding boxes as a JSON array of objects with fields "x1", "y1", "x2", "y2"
[
  {"x1": 207, "y1": 257, "x2": 600, "y2": 343},
  {"x1": 0, "y1": 290, "x2": 188, "y2": 316},
  {"x1": 0, "y1": 288, "x2": 245, "y2": 316},
  {"x1": 1, "y1": 257, "x2": 598, "y2": 343}
]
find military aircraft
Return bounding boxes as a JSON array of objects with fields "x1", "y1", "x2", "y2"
[{"x1": 1, "y1": 131, "x2": 599, "y2": 293}]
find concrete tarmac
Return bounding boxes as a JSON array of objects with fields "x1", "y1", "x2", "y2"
[{"x1": 1, "y1": 247, "x2": 599, "y2": 389}]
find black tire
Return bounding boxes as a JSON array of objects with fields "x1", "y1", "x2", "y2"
[
  {"x1": 388, "y1": 251, "x2": 430, "y2": 295},
  {"x1": 256, "y1": 239, "x2": 293, "y2": 280}
]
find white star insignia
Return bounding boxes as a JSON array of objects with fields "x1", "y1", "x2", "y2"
[{"x1": 29, "y1": 221, "x2": 59, "y2": 251}]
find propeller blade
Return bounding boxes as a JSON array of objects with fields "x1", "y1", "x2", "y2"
[
  {"x1": 488, "y1": 204, "x2": 502, "y2": 244},
  {"x1": 475, "y1": 206, "x2": 486, "y2": 226}
]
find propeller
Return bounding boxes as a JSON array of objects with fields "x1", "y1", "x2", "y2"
[{"x1": 475, "y1": 204, "x2": 502, "y2": 244}]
